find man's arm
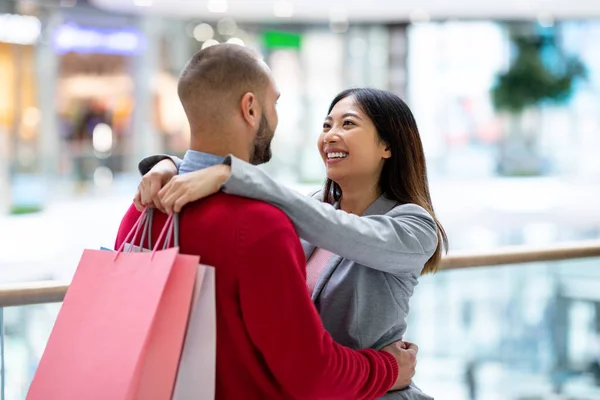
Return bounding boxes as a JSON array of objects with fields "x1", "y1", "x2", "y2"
[{"x1": 235, "y1": 204, "x2": 399, "y2": 399}]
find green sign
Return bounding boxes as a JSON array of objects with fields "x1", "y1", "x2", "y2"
[{"x1": 261, "y1": 30, "x2": 302, "y2": 49}]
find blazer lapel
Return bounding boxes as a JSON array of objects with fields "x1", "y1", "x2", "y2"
[
  {"x1": 301, "y1": 239, "x2": 315, "y2": 261},
  {"x1": 309, "y1": 196, "x2": 398, "y2": 303},
  {"x1": 311, "y1": 254, "x2": 343, "y2": 303}
]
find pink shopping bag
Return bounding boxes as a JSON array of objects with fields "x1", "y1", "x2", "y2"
[
  {"x1": 27, "y1": 210, "x2": 199, "y2": 400},
  {"x1": 124, "y1": 210, "x2": 217, "y2": 400}
]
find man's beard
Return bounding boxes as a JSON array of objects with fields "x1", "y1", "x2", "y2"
[{"x1": 249, "y1": 114, "x2": 274, "y2": 165}]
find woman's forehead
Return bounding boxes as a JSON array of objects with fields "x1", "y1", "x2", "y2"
[{"x1": 329, "y1": 96, "x2": 362, "y2": 115}]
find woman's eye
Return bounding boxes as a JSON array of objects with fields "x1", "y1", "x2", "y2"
[
  {"x1": 343, "y1": 120, "x2": 355, "y2": 126},
  {"x1": 323, "y1": 123, "x2": 331, "y2": 129}
]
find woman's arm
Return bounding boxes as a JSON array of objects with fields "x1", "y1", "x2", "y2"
[
  {"x1": 137, "y1": 153, "x2": 438, "y2": 274},
  {"x1": 222, "y1": 156, "x2": 438, "y2": 275}
]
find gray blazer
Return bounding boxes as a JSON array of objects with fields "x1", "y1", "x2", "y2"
[{"x1": 140, "y1": 154, "x2": 437, "y2": 400}]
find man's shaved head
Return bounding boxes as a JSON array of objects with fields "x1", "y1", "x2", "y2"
[
  {"x1": 178, "y1": 44, "x2": 270, "y2": 127},
  {"x1": 177, "y1": 43, "x2": 278, "y2": 164}
]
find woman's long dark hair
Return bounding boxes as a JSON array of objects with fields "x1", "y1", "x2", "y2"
[{"x1": 323, "y1": 88, "x2": 448, "y2": 274}]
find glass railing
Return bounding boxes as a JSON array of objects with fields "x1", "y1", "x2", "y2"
[
  {"x1": 408, "y1": 256, "x2": 600, "y2": 400},
  {"x1": 0, "y1": 282, "x2": 67, "y2": 400},
  {"x1": 1, "y1": 241, "x2": 599, "y2": 400}
]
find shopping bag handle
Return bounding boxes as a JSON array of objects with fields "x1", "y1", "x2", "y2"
[
  {"x1": 162, "y1": 213, "x2": 179, "y2": 250},
  {"x1": 115, "y1": 208, "x2": 149, "y2": 257},
  {"x1": 151, "y1": 213, "x2": 175, "y2": 259},
  {"x1": 137, "y1": 208, "x2": 154, "y2": 251},
  {"x1": 141, "y1": 209, "x2": 178, "y2": 252},
  {"x1": 114, "y1": 208, "x2": 180, "y2": 261},
  {"x1": 128, "y1": 207, "x2": 159, "y2": 252}
]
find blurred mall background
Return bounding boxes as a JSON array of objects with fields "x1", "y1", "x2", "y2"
[{"x1": 1, "y1": 0, "x2": 600, "y2": 399}]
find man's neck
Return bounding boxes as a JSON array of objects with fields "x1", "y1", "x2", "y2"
[
  {"x1": 338, "y1": 179, "x2": 381, "y2": 216},
  {"x1": 190, "y1": 133, "x2": 250, "y2": 163}
]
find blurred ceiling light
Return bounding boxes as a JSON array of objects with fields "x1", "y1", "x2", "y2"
[
  {"x1": 330, "y1": 11, "x2": 347, "y2": 23},
  {"x1": 93, "y1": 166, "x2": 114, "y2": 188},
  {"x1": 329, "y1": 12, "x2": 349, "y2": 34},
  {"x1": 217, "y1": 17, "x2": 237, "y2": 35},
  {"x1": 537, "y1": 12, "x2": 554, "y2": 27},
  {"x1": 226, "y1": 37, "x2": 245, "y2": 46},
  {"x1": 22, "y1": 107, "x2": 41, "y2": 128},
  {"x1": 193, "y1": 23, "x2": 214, "y2": 42},
  {"x1": 59, "y1": 0, "x2": 77, "y2": 7},
  {"x1": 208, "y1": 0, "x2": 228, "y2": 13},
  {"x1": 409, "y1": 9, "x2": 430, "y2": 23},
  {"x1": 134, "y1": 0, "x2": 153, "y2": 6},
  {"x1": 201, "y1": 39, "x2": 219, "y2": 49},
  {"x1": 0, "y1": 14, "x2": 41, "y2": 45},
  {"x1": 273, "y1": 1, "x2": 294, "y2": 18},
  {"x1": 92, "y1": 123, "x2": 113, "y2": 153}
]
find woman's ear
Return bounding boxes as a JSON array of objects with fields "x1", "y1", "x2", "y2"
[{"x1": 382, "y1": 144, "x2": 392, "y2": 159}]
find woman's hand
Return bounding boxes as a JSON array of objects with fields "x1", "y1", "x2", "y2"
[
  {"x1": 134, "y1": 159, "x2": 178, "y2": 212},
  {"x1": 158, "y1": 164, "x2": 231, "y2": 214}
]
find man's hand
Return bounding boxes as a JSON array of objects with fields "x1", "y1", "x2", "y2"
[
  {"x1": 134, "y1": 159, "x2": 177, "y2": 213},
  {"x1": 382, "y1": 340, "x2": 418, "y2": 391}
]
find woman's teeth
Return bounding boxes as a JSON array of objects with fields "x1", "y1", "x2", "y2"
[{"x1": 327, "y1": 152, "x2": 348, "y2": 159}]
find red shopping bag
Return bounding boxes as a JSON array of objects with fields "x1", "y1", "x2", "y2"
[{"x1": 27, "y1": 210, "x2": 199, "y2": 400}]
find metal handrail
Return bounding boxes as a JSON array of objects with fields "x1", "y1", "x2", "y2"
[
  {"x1": 0, "y1": 240, "x2": 599, "y2": 308},
  {"x1": 0, "y1": 281, "x2": 69, "y2": 308},
  {"x1": 441, "y1": 239, "x2": 600, "y2": 270}
]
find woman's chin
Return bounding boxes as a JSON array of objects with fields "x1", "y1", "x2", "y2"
[{"x1": 325, "y1": 171, "x2": 345, "y2": 183}]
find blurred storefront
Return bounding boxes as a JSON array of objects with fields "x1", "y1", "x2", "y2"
[
  {"x1": 0, "y1": 11, "x2": 42, "y2": 213},
  {"x1": 50, "y1": 5, "x2": 199, "y2": 190},
  {"x1": 0, "y1": 2, "x2": 196, "y2": 198},
  {"x1": 52, "y1": 21, "x2": 144, "y2": 188}
]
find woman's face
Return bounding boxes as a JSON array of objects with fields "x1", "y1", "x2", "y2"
[{"x1": 317, "y1": 96, "x2": 391, "y2": 186}]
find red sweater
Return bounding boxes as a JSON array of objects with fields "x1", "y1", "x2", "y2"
[{"x1": 115, "y1": 193, "x2": 398, "y2": 399}]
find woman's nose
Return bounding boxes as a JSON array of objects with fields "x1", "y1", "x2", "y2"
[{"x1": 323, "y1": 131, "x2": 341, "y2": 144}]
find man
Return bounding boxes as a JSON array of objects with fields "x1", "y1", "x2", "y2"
[{"x1": 117, "y1": 44, "x2": 417, "y2": 399}]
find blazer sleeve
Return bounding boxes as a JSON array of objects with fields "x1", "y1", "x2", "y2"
[
  {"x1": 138, "y1": 154, "x2": 183, "y2": 175},
  {"x1": 222, "y1": 155, "x2": 438, "y2": 275}
]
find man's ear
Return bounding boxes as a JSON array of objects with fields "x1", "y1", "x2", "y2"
[{"x1": 240, "y1": 92, "x2": 258, "y2": 128}]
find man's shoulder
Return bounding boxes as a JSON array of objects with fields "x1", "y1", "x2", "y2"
[{"x1": 187, "y1": 193, "x2": 293, "y2": 226}]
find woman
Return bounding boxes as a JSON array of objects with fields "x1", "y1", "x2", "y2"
[{"x1": 138, "y1": 88, "x2": 447, "y2": 399}]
